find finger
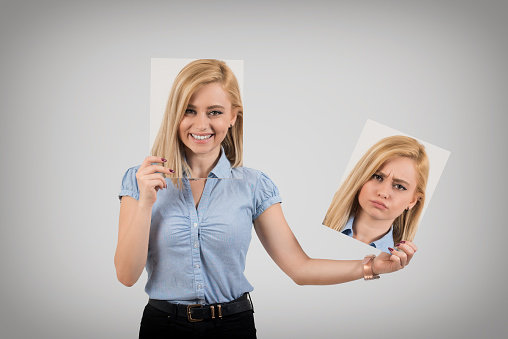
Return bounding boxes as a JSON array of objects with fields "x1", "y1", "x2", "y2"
[
  {"x1": 389, "y1": 247, "x2": 408, "y2": 269},
  {"x1": 395, "y1": 242, "x2": 416, "y2": 265},
  {"x1": 137, "y1": 172, "x2": 167, "y2": 189},
  {"x1": 140, "y1": 165, "x2": 175, "y2": 175},
  {"x1": 402, "y1": 241, "x2": 418, "y2": 252},
  {"x1": 149, "y1": 178, "x2": 165, "y2": 191},
  {"x1": 136, "y1": 169, "x2": 169, "y2": 189},
  {"x1": 144, "y1": 174, "x2": 167, "y2": 189},
  {"x1": 140, "y1": 156, "x2": 168, "y2": 169},
  {"x1": 136, "y1": 165, "x2": 175, "y2": 179}
]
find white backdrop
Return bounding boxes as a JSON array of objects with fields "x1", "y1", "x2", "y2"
[{"x1": 1, "y1": 1, "x2": 507, "y2": 338}]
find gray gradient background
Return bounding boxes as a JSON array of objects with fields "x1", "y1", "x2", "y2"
[{"x1": 0, "y1": 1, "x2": 506, "y2": 338}]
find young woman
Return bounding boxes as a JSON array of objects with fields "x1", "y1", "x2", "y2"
[
  {"x1": 323, "y1": 135, "x2": 429, "y2": 254},
  {"x1": 115, "y1": 60, "x2": 418, "y2": 338}
]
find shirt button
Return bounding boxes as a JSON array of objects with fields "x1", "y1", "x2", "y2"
[
  {"x1": 195, "y1": 263, "x2": 200, "y2": 268},
  {"x1": 194, "y1": 242, "x2": 198, "y2": 248},
  {"x1": 193, "y1": 223, "x2": 198, "y2": 227},
  {"x1": 197, "y1": 284, "x2": 202, "y2": 289}
]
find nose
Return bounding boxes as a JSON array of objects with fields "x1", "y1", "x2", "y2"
[
  {"x1": 377, "y1": 181, "x2": 391, "y2": 199},
  {"x1": 195, "y1": 112, "x2": 209, "y2": 130}
]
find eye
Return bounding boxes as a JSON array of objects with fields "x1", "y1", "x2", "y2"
[
  {"x1": 372, "y1": 174, "x2": 383, "y2": 181},
  {"x1": 185, "y1": 108, "x2": 196, "y2": 115},
  {"x1": 208, "y1": 110, "x2": 223, "y2": 116},
  {"x1": 394, "y1": 184, "x2": 407, "y2": 191}
]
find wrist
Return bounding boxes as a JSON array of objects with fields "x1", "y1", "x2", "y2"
[{"x1": 362, "y1": 254, "x2": 380, "y2": 280}]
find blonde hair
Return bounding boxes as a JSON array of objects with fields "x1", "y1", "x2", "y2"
[
  {"x1": 150, "y1": 59, "x2": 243, "y2": 187},
  {"x1": 323, "y1": 135, "x2": 429, "y2": 243}
]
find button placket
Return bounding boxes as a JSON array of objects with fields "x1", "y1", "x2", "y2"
[
  {"x1": 184, "y1": 179, "x2": 205, "y2": 301},
  {"x1": 191, "y1": 219, "x2": 203, "y2": 298},
  {"x1": 192, "y1": 178, "x2": 217, "y2": 300}
]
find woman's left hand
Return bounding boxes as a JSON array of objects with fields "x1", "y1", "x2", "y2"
[{"x1": 372, "y1": 241, "x2": 418, "y2": 275}]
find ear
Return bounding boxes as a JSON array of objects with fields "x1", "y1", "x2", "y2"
[
  {"x1": 407, "y1": 195, "x2": 420, "y2": 210},
  {"x1": 230, "y1": 108, "x2": 239, "y2": 126}
]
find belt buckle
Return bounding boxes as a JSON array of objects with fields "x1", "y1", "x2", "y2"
[{"x1": 187, "y1": 304, "x2": 203, "y2": 322}]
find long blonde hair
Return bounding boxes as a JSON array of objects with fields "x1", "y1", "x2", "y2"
[
  {"x1": 323, "y1": 135, "x2": 429, "y2": 243},
  {"x1": 150, "y1": 59, "x2": 243, "y2": 187}
]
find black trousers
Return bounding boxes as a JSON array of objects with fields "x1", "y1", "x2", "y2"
[{"x1": 139, "y1": 302, "x2": 257, "y2": 339}]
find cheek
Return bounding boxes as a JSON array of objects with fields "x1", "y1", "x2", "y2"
[
  {"x1": 358, "y1": 182, "x2": 372, "y2": 197},
  {"x1": 178, "y1": 118, "x2": 190, "y2": 134},
  {"x1": 357, "y1": 184, "x2": 368, "y2": 205},
  {"x1": 213, "y1": 120, "x2": 230, "y2": 134},
  {"x1": 393, "y1": 193, "x2": 413, "y2": 211},
  {"x1": 177, "y1": 126, "x2": 185, "y2": 141}
]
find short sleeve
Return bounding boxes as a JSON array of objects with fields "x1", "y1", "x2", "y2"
[
  {"x1": 119, "y1": 166, "x2": 141, "y2": 201},
  {"x1": 253, "y1": 172, "x2": 282, "y2": 220}
]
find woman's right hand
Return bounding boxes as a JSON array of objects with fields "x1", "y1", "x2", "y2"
[
  {"x1": 115, "y1": 156, "x2": 174, "y2": 286},
  {"x1": 136, "y1": 156, "x2": 174, "y2": 207}
]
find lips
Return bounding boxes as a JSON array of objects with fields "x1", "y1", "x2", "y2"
[
  {"x1": 191, "y1": 133, "x2": 213, "y2": 140},
  {"x1": 370, "y1": 200, "x2": 388, "y2": 210},
  {"x1": 189, "y1": 133, "x2": 214, "y2": 143}
]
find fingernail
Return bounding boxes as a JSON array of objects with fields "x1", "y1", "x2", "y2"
[
  {"x1": 395, "y1": 243, "x2": 400, "y2": 247},
  {"x1": 400, "y1": 241, "x2": 406, "y2": 244},
  {"x1": 388, "y1": 247, "x2": 394, "y2": 252},
  {"x1": 169, "y1": 169, "x2": 175, "y2": 173},
  {"x1": 161, "y1": 158, "x2": 167, "y2": 162}
]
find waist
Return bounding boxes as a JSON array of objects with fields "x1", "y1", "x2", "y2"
[{"x1": 148, "y1": 293, "x2": 254, "y2": 322}]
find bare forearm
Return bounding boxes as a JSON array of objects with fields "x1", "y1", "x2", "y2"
[
  {"x1": 114, "y1": 203, "x2": 152, "y2": 286},
  {"x1": 288, "y1": 257, "x2": 364, "y2": 285},
  {"x1": 255, "y1": 204, "x2": 367, "y2": 286}
]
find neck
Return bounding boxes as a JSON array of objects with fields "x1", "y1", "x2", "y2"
[
  {"x1": 352, "y1": 210, "x2": 393, "y2": 245},
  {"x1": 185, "y1": 148, "x2": 221, "y2": 178}
]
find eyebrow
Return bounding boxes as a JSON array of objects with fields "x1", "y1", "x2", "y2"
[
  {"x1": 376, "y1": 171, "x2": 411, "y2": 187},
  {"x1": 187, "y1": 104, "x2": 226, "y2": 110}
]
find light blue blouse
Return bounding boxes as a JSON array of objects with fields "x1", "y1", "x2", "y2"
[
  {"x1": 341, "y1": 216, "x2": 394, "y2": 254},
  {"x1": 119, "y1": 151, "x2": 281, "y2": 305}
]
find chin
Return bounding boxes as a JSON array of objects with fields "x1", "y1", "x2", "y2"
[{"x1": 187, "y1": 144, "x2": 221, "y2": 156}]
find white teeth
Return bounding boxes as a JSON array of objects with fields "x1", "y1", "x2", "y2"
[{"x1": 191, "y1": 134, "x2": 212, "y2": 140}]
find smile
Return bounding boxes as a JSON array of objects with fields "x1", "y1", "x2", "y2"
[{"x1": 191, "y1": 134, "x2": 213, "y2": 140}]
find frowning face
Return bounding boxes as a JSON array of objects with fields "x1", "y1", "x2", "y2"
[
  {"x1": 357, "y1": 156, "x2": 419, "y2": 223},
  {"x1": 178, "y1": 82, "x2": 237, "y2": 159}
]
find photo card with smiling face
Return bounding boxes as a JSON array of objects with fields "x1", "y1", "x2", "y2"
[
  {"x1": 322, "y1": 120, "x2": 450, "y2": 254},
  {"x1": 150, "y1": 58, "x2": 244, "y2": 179}
]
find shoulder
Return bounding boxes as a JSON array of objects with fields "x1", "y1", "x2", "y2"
[
  {"x1": 234, "y1": 167, "x2": 281, "y2": 219},
  {"x1": 231, "y1": 166, "x2": 277, "y2": 185},
  {"x1": 123, "y1": 165, "x2": 142, "y2": 174},
  {"x1": 119, "y1": 165, "x2": 142, "y2": 200},
  {"x1": 233, "y1": 166, "x2": 280, "y2": 197},
  {"x1": 121, "y1": 165, "x2": 142, "y2": 184},
  {"x1": 231, "y1": 166, "x2": 270, "y2": 179},
  {"x1": 131, "y1": 165, "x2": 142, "y2": 171}
]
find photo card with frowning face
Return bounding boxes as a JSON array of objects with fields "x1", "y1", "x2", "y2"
[{"x1": 322, "y1": 119, "x2": 450, "y2": 254}]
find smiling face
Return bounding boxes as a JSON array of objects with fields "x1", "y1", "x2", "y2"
[
  {"x1": 178, "y1": 82, "x2": 237, "y2": 160},
  {"x1": 357, "y1": 156, "x2": 419, "y2": 224}
]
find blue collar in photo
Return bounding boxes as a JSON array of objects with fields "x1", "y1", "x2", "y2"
[
  {"x1": 183, "y1": 147, "x2": 233, "y2": 179},
  {"x1": 342, "y1": 216, "x2": 394, "y2": 254}
]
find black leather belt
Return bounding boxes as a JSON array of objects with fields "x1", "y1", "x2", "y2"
[{"x1": 148, "y1": 293, "x2": 253, "y2": 322}]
